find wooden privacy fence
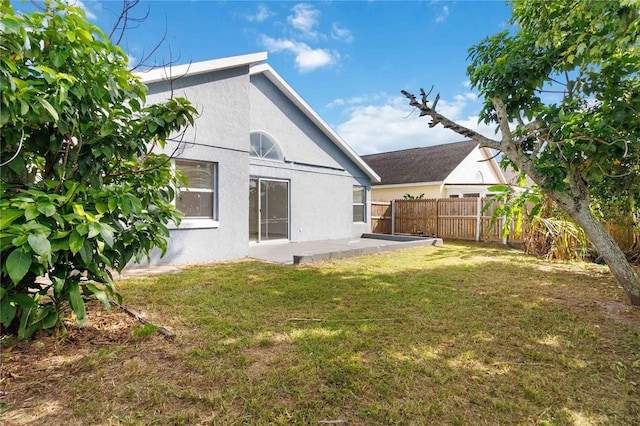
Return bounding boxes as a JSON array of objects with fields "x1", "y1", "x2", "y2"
[
  {"x1": 371, "y1": 201, "x2": 393, "y2": 234},
  {"x1": 371, "y1": 198, "x2": 639, "y2": 248},
  {"x1": 603, "y1": 222, "x2": 639, "y2": 252},
  {"x1": 372, "y1": 198, "x2": 522, "y2": 243}
]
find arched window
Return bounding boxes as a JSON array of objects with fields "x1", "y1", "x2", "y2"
[{"x1": 250, "y1": 131, "x2": 284, "y2": 161}]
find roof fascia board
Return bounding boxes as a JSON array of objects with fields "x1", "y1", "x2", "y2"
[
  {"x1": 137, "y1": 51, "x2": 268, "y2": 84},
  {"x1": 373, "y1": 181, "x2": 443, "y2": 189},
  {"x1": 445, "y1": 183, "x2": 500, "y2": 187},
  {"x1": 251, "y1": 63, "x2": 381, "y2": 183}
]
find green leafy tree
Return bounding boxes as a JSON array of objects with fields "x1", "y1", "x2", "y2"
[
  {"x1": 402, "y1": 0, "x2": 640, "y2": 305},
  {"x1": 0, "y1": 0, "x2": 197, "y2": 338}
]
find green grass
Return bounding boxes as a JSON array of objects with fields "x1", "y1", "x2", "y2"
[{"x1": 2, "y1": 242, "x2": 639, "y2": 425}]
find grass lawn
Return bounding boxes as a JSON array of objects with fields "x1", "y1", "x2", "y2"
[{"x1": 1, "y1": 241, "x2": 639, "y2": 425}]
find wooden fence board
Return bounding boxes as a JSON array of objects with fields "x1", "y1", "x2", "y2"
[
  {"x1": 371, "y1": 201, "x2": 392, "y2": 234},
  {"x1": 370, "y1": 198, "x2": 637, "y2": 249},
  {"x1": 394, "y1": 199, "x2": 437, "y2": 236},
  {"x1": 604, "y1": 222, "x2": 638, "y2": 251}
]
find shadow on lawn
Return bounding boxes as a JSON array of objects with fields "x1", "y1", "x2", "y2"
[
  {"x1": 2, "y1": 247, "x2": 639, "y2": 425},
  {"x1": 240, "y1": 258, "x2": 640, "y2": 423}
]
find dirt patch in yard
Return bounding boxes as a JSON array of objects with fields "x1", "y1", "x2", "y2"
[
  {"x1": 2, "y1": 248, "x2": 640, "y2": 425},
  {"x1": 0, "y1": 301, "x2": 170, "y2": 425},
  {"x1": 597, "y1": 300, "x2": 640, "y2": 329}
]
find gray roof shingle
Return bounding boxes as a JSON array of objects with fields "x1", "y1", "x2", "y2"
[{"x1": 361, "y1": 140, "x2": 478, "y2": 186}]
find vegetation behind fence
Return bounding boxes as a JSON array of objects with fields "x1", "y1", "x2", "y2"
[{"x1": 371, "y1": 198, "x2": 638, "y2": 250}]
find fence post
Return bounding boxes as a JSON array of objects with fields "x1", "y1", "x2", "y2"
[
  {"x1": 391, "y1": 199, "x2": 395, "y2": 235},
  {"x1": 502, "y1": 214, "x2": 508, "y2": 245},
  {"x1": 476, "y1": 197, "x2": 482, "y2": 241},
  {"x1": 435, "y1": 198, "x2": 439, "y2": 238}
]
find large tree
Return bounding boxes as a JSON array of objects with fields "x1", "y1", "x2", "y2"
[
  {"x1": 0, "y1": 0, "x2": 197, "y2": 338},
  {"x1": 403, "y1": 0, "x2": 640, "y2": 305}
]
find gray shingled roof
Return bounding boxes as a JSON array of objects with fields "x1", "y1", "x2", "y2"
[{"x1": 361, "y1": 140, "x2": 478, "y2": 186}]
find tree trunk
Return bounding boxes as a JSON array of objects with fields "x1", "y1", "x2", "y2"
[
  {"x1": 552, "y1": 190, "x2": 640, "y2": 306},
  {"x1": 400, "y1": 90, "x2": 640, "y2": 306}
]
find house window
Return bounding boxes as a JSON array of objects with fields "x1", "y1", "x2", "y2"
[
  {"x1": 175, "y1": 159, "x2": 216, "y2": 219},
  {"x1": 463, "y1": 193, "x2": 480, "y2": 198},
  {"x1": 353, "y1": 186, "x2": 366, "y2": 222},
  {"x1": 250, "y1": 131, "x2": 284, "y2": 161},
  {"x1": 449, "y1": 194, "x2": 460, "y2": 198}
]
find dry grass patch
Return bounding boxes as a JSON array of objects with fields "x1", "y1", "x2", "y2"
[{"x1": 1, "y1": 242, "x2": 639, "y2": 425}]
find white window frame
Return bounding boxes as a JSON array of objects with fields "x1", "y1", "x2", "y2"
[
  {"x1": 171, "y1": 159, "x2": 219, "y2": 229},
  {"x1": 250, "y1": 131, "x2": 284, "y2": 161},
  {"x1": 353, "y1": 185, "x2": 366, "y2": 223}
]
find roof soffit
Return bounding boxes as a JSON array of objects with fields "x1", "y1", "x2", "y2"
[{"x1": 136, "y1": 51, "x2": 268, "y2": 84}]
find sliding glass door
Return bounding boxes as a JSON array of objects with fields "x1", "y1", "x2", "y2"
[{"x1": 249, "y1": 178, "x2": 289, "y2": 242}]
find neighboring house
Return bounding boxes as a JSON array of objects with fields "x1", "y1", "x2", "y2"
[
  {"x1": 361, "y1": 140, "x2": 506, "y2": 201},
  {"x1": 501, "y1": 164, "x2": 536, "y2": 189},
  {"x1": 137, "y1": 52, "x2": 380, "y2": 265}
]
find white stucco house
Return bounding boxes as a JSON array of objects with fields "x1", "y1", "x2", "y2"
[
  {"x1": 361, "y1": 141, "x2": 506, "y2": 202},
  {"x1": 137, "y1": 52, "x2": 380, "y2": 265}
]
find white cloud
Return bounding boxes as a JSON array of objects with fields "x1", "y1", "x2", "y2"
[
  {"x1": 296, "y1": 48, "x2": 337, "y2": 72},
  {"x1": 127, "y1": 54, "x2": 137, "y2": 70},
  {"x1": 334, "y1": 94, "x2": 500, "y2": 155},
  {"x1": 245, "y1": 4, "x2": 274, "y2": 23},
  {"x1": 435, "y1": 5, "x2": 450, "y2": 23},
  {"x1": 287, "y1": 3, "x2": 321, "y2": 39},
  {"x1": 258, "y1": 3, "x2": 350, "y2": 72},
  {"x1": 260, "y1": 36, "x2": 338, "y2": 72},
  {"x1": 331, "y1": 23, "x2": 354, "y2": 43},
  {"x1": 326, "y1": 98, "x2": 345, "y2": 109},
  {"x1": 64, "y1": 0, "x2": 98, "y2": 20}
]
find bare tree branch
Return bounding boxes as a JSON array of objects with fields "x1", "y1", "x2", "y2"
[
  {"x1": 108, "y1": 0, "x2": 149, "y2": 45},
  {"x1": 401, "y1": 89, "x2": 551, "y2": 195},
  {"x1": 106, "y1": 0, "x2": 178, "y2": 71},
  {"x1": 401, "y1": 89, "x2": 501, "y2": 149}
]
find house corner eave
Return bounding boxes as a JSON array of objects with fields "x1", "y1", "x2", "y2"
[{"x1": 136, "y1": 51, "x2": 269, "y2": 84}]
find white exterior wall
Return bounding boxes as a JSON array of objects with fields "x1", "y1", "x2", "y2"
[
  {"x1": 142, "y1": 67, "x2": 252, "y2": 264},
  {"x1": 250, "y1": 74, "x2": 371, "y2": 241},
  {"x1": 371, "y1": 184, "x2": 443, "y2": 202},
  {"x1": 444, "y1": 147, "x2": 504, "y2": 188},
  {"x1": 132, "y1": 57, "x2": 373, "y2": 266}
]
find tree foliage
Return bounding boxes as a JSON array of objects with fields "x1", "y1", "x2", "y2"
[
  {"x1": 468, "y1": 0, "x2": 640, "y2": 194},
  {"x1": 0, "y1": 0, "x2": 197, "y2": 338},
  {"x1": 402, "y1": 0, "x2": 640, "y2": 305},
  {"x1": 403, "y1": 193, "x2": 425, "y2": 200}
]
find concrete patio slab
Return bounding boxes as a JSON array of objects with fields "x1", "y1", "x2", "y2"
[
  {"x1": 248, "y1": 234, "x2": 443, "y2": 265},
  {"x1": 116, "y1": 265, "x2": 183, "y2": 279}
]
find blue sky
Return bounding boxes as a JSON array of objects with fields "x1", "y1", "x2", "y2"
[{"x1": 15, "y1": 1, "x2": 514, "y2": 154}]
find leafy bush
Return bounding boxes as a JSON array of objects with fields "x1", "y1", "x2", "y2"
[{"x1": 0, "y1": 1, "x2": 197, "y2": 338}]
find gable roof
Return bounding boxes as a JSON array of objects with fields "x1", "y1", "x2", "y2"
[
  {"x1": 136, "y1": 52, "x2": 380, "y2": 183},
  {"x1": 250, "y1": 63, "x2": 380, "y2": 183},
  {"x1": 361, "y1": 140, "x2": 478, "y2": 186}
]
